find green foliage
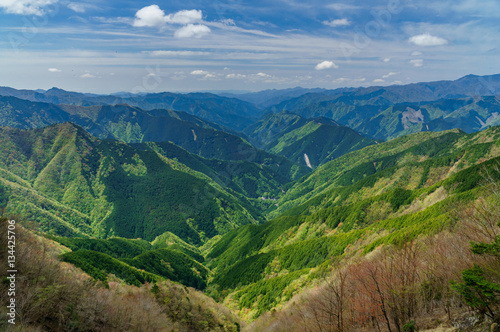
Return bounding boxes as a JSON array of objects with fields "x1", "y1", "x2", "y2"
[
  {"x1": 51, "y1": 235, "x2": 208, "y2": 289},
  {"x1": 234, "y1": 270, "x2": 309, "y2": 317},
  {"x1": 403, "y1": 320, "x2": 418, "y2": 332},
  {"x1": 451, "y1": 265, "x2": 500, "y2": 320},
  {"x1": 0, "y1": 123, "x2": 261, "y2": 243},
  {"x1": 61, "y1": 250, "x2": 161, "y2": 286},
  {"x1": 207, "y1": 140, "x2": 500, "y2": 316},
  {"x1": 0, "y1": 182, "x2": 9, "y2": 210},
  {"x1": 388, "y1": 188, "x2": 413, "y2": 212},
  {"x1": 245, "y1": 111, "x2": 377, "y2": 168},
  {"x1": 452, "y1": 211, "x2": 500, "y2": 321},
  {"x1": 122, "y1": 248, "x2": 209, "y2": 290},
  {"x1": 49, "y1": 236, "x2": 152, "y2": 258}
]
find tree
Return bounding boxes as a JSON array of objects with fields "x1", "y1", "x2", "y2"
[{"x1": 451, "y1": 176, "x2": 500, "y2": 323}]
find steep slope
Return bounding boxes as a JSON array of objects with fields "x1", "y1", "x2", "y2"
[
  {"x1": 0, "y1": 219, "x2": 241, "y2": 331},
  {"x1": 243, "y1": 111, "x2": 309, "y2": 148},
  {"x1": 0, "y1": 97, "x2": 310, "y2": 182},
  {"x1": 136, "y1": 141, "x2": 289, "y2": 198},
  {"x1": 244, "y1": 112, "x2": 377, "y2": 168},
  {"x1": 205, "y1": 126, "x2": 500, "y2": 319},
  {"x1": 0, "y1": 123, "x2": 261, "y2": 244}
]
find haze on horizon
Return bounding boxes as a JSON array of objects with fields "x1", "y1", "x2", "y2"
[{"x1": 0, "y1": 0, "x2": 499, "y2": 94}]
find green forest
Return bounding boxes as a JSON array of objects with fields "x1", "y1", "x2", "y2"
[{"x1": 1, "y1": 76, "x2": 500, "y2": 331}]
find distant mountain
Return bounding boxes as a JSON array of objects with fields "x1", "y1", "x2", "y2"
[
  {"x1": 220, "y1": 87, "x2": 332, "y2": 108},
  {"x1": 244, "y1": 111, "x2": 378, "y2": 168},
  {"x1": 268, "y1": 94, "x2": 500, "y2": 140},
  {"x1": 0, "y1": 96, "x2": 310, "y2": 182},
  {"x1": 0, "y1": 87, "x2": 263, "y2": 130},
  {"x1": 0, "y1": 123, "x2": 262, "y2": 244}
]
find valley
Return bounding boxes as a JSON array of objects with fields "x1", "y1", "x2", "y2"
[{"x1": 1, "y1": 74, "x2": 500, "y2": 331}]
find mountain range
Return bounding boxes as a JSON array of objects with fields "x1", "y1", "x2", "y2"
[{"x1": 1, "y1": 74, "x2": 500, "y2": 331}]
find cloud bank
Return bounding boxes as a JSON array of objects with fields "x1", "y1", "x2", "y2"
[{"x1": 0, "y1": 0, "x2": 58, "y2": 15}]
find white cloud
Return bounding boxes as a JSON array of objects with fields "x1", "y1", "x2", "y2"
[
  {"x1": 382, "y1": 58, "x2": 391, "y2": 62},
  {"x1": 326, "y1": 4, "x2": 360, "y2": 11},
  {"x1": 409, "y1": 33, "x2": 448, "y2": 46},
  {"x1": 226, "y1": 73, "x2": 247, "y2": 79},
  {"x1": 190, "y1": 70, "x2": 218, "y2": 80},
  {"x1": 323, "y1": 18, "x2": 351, "y2": 27},
  {"x1": 333, "y1": 77, "x2": 349, "y2": 84},
  {"x1": 219, "y1": 18, "x2": 235, "y2": 26},
  {"x1": 256, "y1": 72, "x2": 271, "y2": 78},
  {"x1": 373, "y1": 79, "x2": 385, "y2": 83},
  {"x1": 67, "y1": 2, "x2": 96, "y2": 13},
  {"x1": 133, "y1": 5, "x2": 167, "y2": 28},
  {"x1": 174, "y1": 24, "x2": 211, "y2": 38},
  {"x1": 315, "y1": 60, "x2": 339, "y2": 70},
  {"x1": 94, "y1": 16, "x2": 133, "y2": 24},
  {"x1": 48, "y1": 68, "x2": 61, "y2": 72},
  {"x1": 411, "y1": 51, "x2": 423, "y2": 56},
  {"x1": 0, "y1": 0, "x2": 58, "y2": 15},
  {"x1": 409, "y1": 59, "x2": 424, "y2": 67},
  {"x1": 333, "y1": 77, "x2": 365, "y2": 84},
  {"x1": 145, "y1": 50, "x2": 209, "y2": 56},
  {"x1": 190, "y1": 70, "x2": 209, "y2": 75},
  {"x1": 132, "y1": 6, "x2": 208, "y2": 38},
  {"x1": 382, "y1": 71, "x2": 399, "y2": 78},
  {"x1": 165, "y1": 9, "x2": 202, "y2": 24},
  {"x1": 80, "y1": 73, "x2": 96, "y2": 78}
]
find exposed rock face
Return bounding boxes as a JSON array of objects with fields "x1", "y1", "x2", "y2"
[{"x1": 402, "y1": 107, "x2": 425, "y2": 129}]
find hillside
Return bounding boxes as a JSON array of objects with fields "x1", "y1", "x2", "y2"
[
  {"x1": 1, "y1": 78, "x2": 500, "y2": 331},
  {"x1": 0, "y1": 96, "x2": 310, "y2": 182},
  {"x1": 204, "y1": 126, "x2": 500, "y2": 319},
  {"x1": 268, "y1": 94, "x2": 500, "y2": 141},
  {"x1": 245, "y1": 111, "x2": 377, "y2": 168},
  {"x1": 0, "y1": 219, "x2": 241, "y2": 331},
  {"x1": 0, "y1": 123, "x2": 264, "y2": 244}
]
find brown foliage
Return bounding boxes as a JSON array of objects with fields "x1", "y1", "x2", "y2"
[{"x1": 0, "y1": 218, "x2": 240, "y2": 331}]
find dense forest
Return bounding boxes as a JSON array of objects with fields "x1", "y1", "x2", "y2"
[{"x1": 1, "y1": 75, "x2": 500, "y2": 331}]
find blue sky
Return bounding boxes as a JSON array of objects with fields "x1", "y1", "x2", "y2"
[{"x1": 0, "y1": 0, "x2": 499, "y2": 93}]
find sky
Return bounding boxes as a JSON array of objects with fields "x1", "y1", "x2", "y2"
[{"x1": 0, "y1": 0, "x2": 499, "y2": 93}]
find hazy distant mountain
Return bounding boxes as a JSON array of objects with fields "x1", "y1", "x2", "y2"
[
  {"x1": 0, "y1": 87, "x2": 262, "y2": 130},
  {"x1": 220, "y1": 87, "x2": 332, "y2": 108},
  {"x1": 268, "y1": 94, "x2": 500, "y2": 140}
]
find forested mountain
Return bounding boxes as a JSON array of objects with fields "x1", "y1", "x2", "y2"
[
  {"x1": 268, "y1": 95, "x2": 500, "y2": 140},
  {"x1": 2, "y1": 74, "x2": 500, "y2": 135},
  {"x1": 0, "y1": 219, "x2": 241, "y2": 331},
  {"x1": 244, "y1": 111, "x2": 377, "y2": 168},
  {"x1": 1, "y1": 76, "x2": 500, "y2": 332},
  {"x1": 0, "y1": 123, "x2": 264, "y2": 244},
  {"x1": 0, "y1": 96, "x2": 310, "y2": 181},
  {"x1": 205, "y1": 126, "x2": 500, "y2": 320},
  {"x1": 0, "y1": 87, "x2": 262, "y2": 130},
  {"x1": 264, "y1": 75, "x2": 500, "y2": 140}
]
